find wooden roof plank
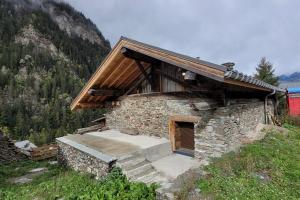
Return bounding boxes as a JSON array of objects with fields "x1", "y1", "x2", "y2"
[{"x1": 71, "y1": 37, "x2": 282, "y2": 110}]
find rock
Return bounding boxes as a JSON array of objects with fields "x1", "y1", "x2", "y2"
[
  {"x1": 14, "y1": 140, "x2": 37, "y2": 156},
  {"x1": 48, "y1": 160, "x2": 58, "y2": 165},
  {"x1": 8, "y1": 167, "x2": 48, "y2": 184},
  {"x1": 12, "y1": 177, "x2": 33, "y2": 184},
  {"x1": 29, "y1": 167, "x2": 47, "y2": 173},
  {"x1": 252, "y1": 172, "x2": 271, "y2": 183}
]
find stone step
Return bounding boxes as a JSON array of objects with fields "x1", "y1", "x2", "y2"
[
  {"x1": 135, "y1": 170, "x2": 160, "y2": 184},
  {"x1": 125, "y1": 162, "x2": 153, "y2": 178},
  {"x1": 117, "y1": 154, "x2": 136, "y2": 163},
  {"x1": 123, "y1": 160, "x2": 149, "y2": 171},
  {"x1": 127, "y1": 165, "x2": 156, "y2": 180},
  {"x1": 116, "y1": 156, "x2": 146, "y2": 170}
]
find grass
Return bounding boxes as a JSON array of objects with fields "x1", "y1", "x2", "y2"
[
  {"x1": 198, "y1": 124, "x2": 300, "y2": 200},
  {"x1": 0, "y1": 160, "x2": 157, "y2": 200}
]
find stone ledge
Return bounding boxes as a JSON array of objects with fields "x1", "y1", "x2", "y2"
[{"x1": 56, "y1": 137, "x2": 116, "y2": 164}]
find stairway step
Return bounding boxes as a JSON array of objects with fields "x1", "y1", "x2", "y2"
[
  {"x1": 117, "y1": 156, "x2": 146, "y2": 169},
  {"x1": 126, "y1": 163, "x2": 153, "y2": 178},
  {"x1": 123, "y1": 160, "x2": 149, "y2": 171},
  {"x1": 135, "y1": 170, "x2": 159, "y2": 184},
  {"x1": 127, "y1": 166, "x2": 156, "y2": 180}
]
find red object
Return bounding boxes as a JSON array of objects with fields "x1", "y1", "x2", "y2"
[{"x1": 287, "y1": 93, "x2": 300, "y2": 116}]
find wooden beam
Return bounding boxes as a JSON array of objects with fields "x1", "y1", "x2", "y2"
[
  {"x1": 88, "y1": 89, "x2": 122, "y2": 96},
  {"x1": 121, "y1": 47, "x2": 159, "y2": 64},
  {"x1": 135, "y1": 60, "x2": 153, "y2": 88}
]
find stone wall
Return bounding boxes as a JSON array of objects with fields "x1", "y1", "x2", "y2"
[
  {"x1": 57, "y1": 140, "x2": 111, "y2": 179},
  {"x1": 106, "y1": 94, "x2": 218, "y2": 138},
  {"x1": 194, "y1": 99, "x2": 273, "y2": 162},
  {"x1": 105, "y1": 94, "x2": 274, "y2": 161}
]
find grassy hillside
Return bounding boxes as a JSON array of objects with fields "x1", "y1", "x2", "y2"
[
  {"x1": 198, "y1": 124, "x2": 300, "y2": 200},
  {"x1": 0, "y1": 161, "x2": 157, "y2": 200}
]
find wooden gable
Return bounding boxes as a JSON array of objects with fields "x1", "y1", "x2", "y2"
[{"x1": 71, "y1": 37, "x2": 284, "y2": 110}]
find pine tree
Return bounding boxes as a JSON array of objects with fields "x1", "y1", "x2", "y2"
[{"x1": 254, "y1": 57, "x2": 279, "y2": 86}]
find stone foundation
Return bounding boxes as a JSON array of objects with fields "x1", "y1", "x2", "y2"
[
  {"x1": 106, "y1": 94, "x2": 274, "y2": 161},
  {"x1": 57, "y1": 140, "x2": 112, "y2": 179}
]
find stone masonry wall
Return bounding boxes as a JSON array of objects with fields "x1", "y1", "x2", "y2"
[
  {"x1": 106, "y1": 94, "x2": 218, "y2": 138},
  {"x1": 194, "y1": 100, "x2": 273, "y2": 162},
  {"x1": 57, "y1": 141, "x2": 110, "y2": 179},
  {"x1": 105, "y1": 94, "x2": 274, "y2": 161}
]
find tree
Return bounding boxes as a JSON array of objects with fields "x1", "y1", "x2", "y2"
[{"x1": 254, "y1": 57, "x2": 279, "y2": 86}]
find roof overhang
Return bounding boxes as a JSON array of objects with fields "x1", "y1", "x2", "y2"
[{"x1": 71, "y1": 37, "x2": 285, "y2": 110}]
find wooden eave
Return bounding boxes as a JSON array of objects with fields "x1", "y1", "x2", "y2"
[{"x1": 71, "y1": 37, "x2": 283, "y2": 110}]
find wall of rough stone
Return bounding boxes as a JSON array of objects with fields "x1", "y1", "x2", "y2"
[
  {"x1": 105, "y1": 94, "x2": 274, "y2": 161},
  {"x1": 194, "y1": 99, "x2": 273, "y2": 162},
  {"x1": 105, "y1": 94, "x2": 218, "y2": 138},
  {"x1": 57, "y1": 141, "x2": 110, "y2": 179}
]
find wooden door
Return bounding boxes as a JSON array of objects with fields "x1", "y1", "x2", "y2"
[{"x1": 175, "y1": 122, "x2": 194, "y2": 150}]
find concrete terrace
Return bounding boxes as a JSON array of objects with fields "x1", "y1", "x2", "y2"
[{"x1": 57, "y1": 129, "x2": 202, "y2": 192}]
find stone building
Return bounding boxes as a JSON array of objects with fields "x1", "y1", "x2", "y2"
[
  {"x1": 70, "y1": 37, "x2": 283, "y2": 160},
  {"x1": 58, "y1": 37, "x2": 284, "y2": 191}
]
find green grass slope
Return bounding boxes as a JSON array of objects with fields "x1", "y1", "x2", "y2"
[
  {"x1": 0, "y1": 161, "x2": 157, "y2": 200},
  {"x1": 199, "y1": 124, "x2": 300, "y2": 200}
]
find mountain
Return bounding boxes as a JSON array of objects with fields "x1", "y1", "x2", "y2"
[
  {"x1": 0, "y1": 0, "x2": 111, "y2": 144},
  {"x1": 279, "y1": 72, "x2": 300, "y2": 82}
]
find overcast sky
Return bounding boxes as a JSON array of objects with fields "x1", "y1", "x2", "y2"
[{"x1": 65, "y1": 0, "x2": 300, "y2": 75}]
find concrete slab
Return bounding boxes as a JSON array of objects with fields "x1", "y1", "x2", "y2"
[
  {"x1": 59, "y1": 129, "x2": 174, "y2": 167},
  {"x1": 151, "y1": 154, "x2": 201, "y2": 179},
  {"x1": 62, "y1": 135, "x2": 138, "y2": 158},
  {"x1": 87, "y1": 129, "x2": 169, "y2": 149}
]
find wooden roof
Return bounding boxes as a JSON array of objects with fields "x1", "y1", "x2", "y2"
[{"x1": 71, "y1": 37, "x2": 284, "y2": 110}]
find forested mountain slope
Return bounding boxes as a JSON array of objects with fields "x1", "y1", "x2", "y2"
[{"x1": 0, "y1": 0, "x2": 111, "y2": 144}]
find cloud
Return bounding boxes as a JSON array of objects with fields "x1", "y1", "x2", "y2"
[{"x1": 64, "y1": 0, "x2": 300, "y2": 75}]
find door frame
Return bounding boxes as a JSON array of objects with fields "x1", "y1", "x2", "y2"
[{"x1": 168, "y1": 115, "x2": 201, "y2": 151}]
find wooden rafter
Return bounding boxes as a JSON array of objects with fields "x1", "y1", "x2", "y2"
[
  {"x1": 100, "y1": 58, "x2": 130, "y2": 87},
  {"x1": 114, "y1": 61, "x2": 142, "y2": 88},
  {"x1": 107, "y1": 60, "x2": 135, "y2": 87},
  {"x1": 121, "y1": 47, "x2": 158, "y2": 64},
  {"x1": 122, "y1": 63, "x2": 152, "y2": 89}
]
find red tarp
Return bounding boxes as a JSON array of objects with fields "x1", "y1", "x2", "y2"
[{"x1": 287, "y1": 93, "x2": 300, "y2": 116}]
